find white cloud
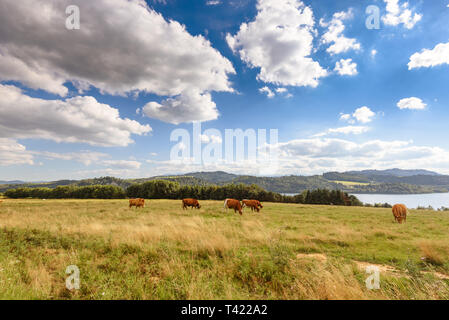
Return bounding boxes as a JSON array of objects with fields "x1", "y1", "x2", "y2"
[
  {"x1": 397, "y1": 97, "x2": 427, "y2": 110},
  {"x1": 36, "y1": 151, "x2": 107, "y2": 166},
  {"x1": 75, "y1": 168, "x2": 141, "y2": 178},
  {"x1": 0, "y1": 0, "x2": 235, "y2": 123},
  {"x1": 227, "y1": 0, "x2": 327, "y2": 88},
  {"x1": 276, "y1": 88, "x2": 288, "y2": 94},
  {"x1": 29, "y1": 151, "x2": 142, "y2": 169},
  {"x1": 340, "y1": 113, "x2": 352, "y2": 122},
  {"x1": 0, "y1": 85, "x2": 151, "y2": 147},
  {"x1": 142, "y1": 90, "x2": 218, "y2": 125},
  {"x1": 200, "y1": 134, "x2": 222, "y2": 144},
  {"x1": 0, "y1": 138, "x2": 34, "y2": 166},
  {"x1": 352, "y1": 106, "x2": 376, "y2": 123},
  {"x1": 320, "y1": 9, "x2": 361, "y2": 55},
  {"x1": 206, "y1": 0, "x2": 221, "y2": 5},
  {"x1": 334, "y1": 59, "x2": 358, "y2": 76},
  {"x1": 102, "y1": 160, "x2": 142, "y2": 170},
  {"x1": 149, "y1": 137, "x2": 449, "y2": 175},
  {"x1": 382, "y1": 0, "x2": 422, "y2": 29},
  {"x1": 314, "y1": 126, "x2": 370, "y2": 137},
  {"x1": 408, "y1": 42, "x2": 449, "y2": 69},
  {"x1": 260, "y1": 86, "x2": 292, "y2": 98},
  {"x1": 259, "y1": 86, "x2": 275, "y2": 98},
  {"x1": 341, "y1": 107, "x2": 376, "y2": 124},
  {"x1": 270, "y1": 138, "x2": 449, "y2": 174},
  {"x1": 371, "y1": 49, "x2": 377, "y2": 58}
]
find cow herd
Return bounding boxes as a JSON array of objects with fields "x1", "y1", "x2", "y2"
[
  {"x1": 128, "y1": 198, "x2": 409, "y2": 223},
  {"x1": 0, "y1": 197, "x2": 408, "y2": 223},
  {"x1": 128, "y1": 198, "x2": 264, "y2": 215}
]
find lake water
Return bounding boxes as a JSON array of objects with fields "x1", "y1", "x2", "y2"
[
  {"x1": 351, "y1": 193, "x2": 449, "y2": 209},
  {"x1": 282, "y1": 192, "x2": 449, "y2": 209}
]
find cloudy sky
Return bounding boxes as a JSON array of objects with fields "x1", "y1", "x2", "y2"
[{"x1": 1, "y1": 0, "x2": 449, "y2": 181}]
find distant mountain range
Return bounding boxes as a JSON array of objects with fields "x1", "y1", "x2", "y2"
[
  {"x1": 344, "y1": 169, "x2": 440, "y2": 177},
  {"x1": 1, "y1": 169, "x2": 448, "y2": 195},
  {"x1": 0, "y1": 180, "x2": 25, "y2": 185}
]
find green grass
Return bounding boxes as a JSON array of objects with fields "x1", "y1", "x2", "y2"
[{"x1": 0, "y1": 199, "x2": 449, "y2": 300}]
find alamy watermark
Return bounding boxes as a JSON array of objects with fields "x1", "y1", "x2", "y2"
[
  {"x1": 366, "y1": 5, "x2": 381, "y2": 30},
  {"x1": 65, "y1": 265, "x2": 80, "y2": 291},
  {"x1": 170, "y1": 123, "x2": 279, "y2": 175},
  {"x1": 365, "y1": 266, "x2": 380, "y2": 290},
  {"x1": 66, "y1": 5, "x2": 80, "y2": 30}
]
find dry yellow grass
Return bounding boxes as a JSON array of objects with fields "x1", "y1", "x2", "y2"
[{"x1": 0, "y1": 199, "x2": 449, "y2": 299}]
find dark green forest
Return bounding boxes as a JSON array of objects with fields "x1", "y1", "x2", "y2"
[{"x1": 4, "y1": 180, "x2": 363, "y2": 206}]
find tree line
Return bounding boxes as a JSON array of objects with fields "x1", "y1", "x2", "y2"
[{"x1": 4, "y1": 180, "x2": 363, "y2": 206}]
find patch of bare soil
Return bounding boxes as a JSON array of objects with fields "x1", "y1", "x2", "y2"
[{"x1": 295, "y1": 253, "x2": 449, "y2": 280}]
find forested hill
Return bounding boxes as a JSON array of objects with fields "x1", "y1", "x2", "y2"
[
  {"x1": 1, "y1": 170, "x2": 448, "y2": 195},
  {"x1": 323, "y1": 171, "x2": 449, "y2": 186}
]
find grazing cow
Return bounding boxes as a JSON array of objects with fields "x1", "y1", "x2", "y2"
[
  {"x1": 392, "y1": 204, "x2": 408, "y2": 224},
  {"x1": 129, "y1": 198, "x2": 145, "y2": 209},
  {"x1": 242, "y1": 200, "x2": 260, "y2": 212},
  {"x1": 224, "y1": 198, "x2": 243, "y2": 215},
  {"x1": 182, "y1": 198, "x2": 201, "y2": 210},
  {"x1": 255, "y1": 200, "x2": 263, "y2": 210}
]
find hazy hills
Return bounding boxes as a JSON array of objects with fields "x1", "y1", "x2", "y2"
[
  {"x1": 1, "y1": 169, "x2": 448, "y2": 195},
  {"x1": 0, "y1": 180, "x2": 25, "y2": 185}
]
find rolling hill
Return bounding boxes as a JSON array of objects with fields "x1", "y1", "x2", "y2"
[{"x1": 1, "y1": 169, "x2": 448, "y2": 195}]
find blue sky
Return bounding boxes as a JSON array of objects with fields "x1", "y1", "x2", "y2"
[{"x1": 0, "y1": 0, "x2": 449, "y2": 181}]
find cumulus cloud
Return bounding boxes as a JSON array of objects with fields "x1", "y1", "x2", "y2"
[
  {"x1": 276, "y1": 88, "x2": 287, "y2": 94},
  {"x1": 36, "y1": 151, "x2": 108, "y2": 166},
  {"x1": 352, "y1": 106, "x2": 376, "y2": 123},
  {"x1": 259, "y1": 87, "x2": 275, "y2": 98},
  {"x1": 102, "y1": 160, "x2": 142, "y2": 170},
  {"x1": 142, "y1": 90, "x2": 219, "y2": 125},
  {"x1": 408, "y1": 42, "x2": 449, "y2": 69},
  {"x1": 397, "y1": 97, "x2": 427, "y2": 110},
  {"x1": 339, "y1": 114, "x2": 352, "y2": 122},
  {"x1": 313, "y1": 126, "x2": 370, "y2": 137},
  {"x1": 200, "y1": 134, "x2": 223, "y2": 144},
  {"x1": 259, "y1": 86, "x2": 292, "y2": 98},
  {"x1": 149, "y1": 137, "x2": 449, "y2": 175},
  {"x1": 0, "y1": 0, "x2": 235, "y2": 123},
  {"x1": 269, "y1": 138, "x2": 449, "y2": 174},
  {"x1": 0, "y1": 138, "x2": 34, "y2": 166},
  {"x1": 334, "y1": 59, "x2": 358, "y2": 76},
  {"x1": 341, "y1": 107, "x2": 375, "y2": 124},
  {"x1": 227, "y1": 0, "x2": 327, "y2": 88},
  {"x1": 382, "y1": 0, "x2": 422, "y2": 29},
  {"x1": 0, "y1": 85, "x2": 151, "y2": 147},
  {"x1": 320, "y1": 9, "x2": 361, "y2": 55}
]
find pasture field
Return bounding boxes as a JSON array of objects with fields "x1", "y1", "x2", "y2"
[
  {"x1": 332, "y1": 181, "x2": 371, "y2": 186},
  {"x1": 0, "y1": 199, "x2": 449, "y2": 300}
]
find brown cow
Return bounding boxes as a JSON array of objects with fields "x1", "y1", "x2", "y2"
[
  {"x1": 392, "y1": 204, "x2": 408, "y2": 224},
  {"x1": 129, "y1": 198, "x2": 145, "y2": 208},
  {"x1": 224, "y1": 198, "x2": 243, "y2": 215},
  {"x1": 242, "y1": 199, "x2": 260, "y2": 212},
  {"x1": 255, "y1": 200, "x2": 263, "y2": 210},
  {"x1": 182, "y1": 198, "x2": 201, "y2": 210}
]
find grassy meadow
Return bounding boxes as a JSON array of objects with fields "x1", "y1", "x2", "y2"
[
  {"x1": 332, "y1": 180, "x2": 371, "y2": 186},
  {"x1": 0, "y1": 199, "x2": 449, "y2": 300}
]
